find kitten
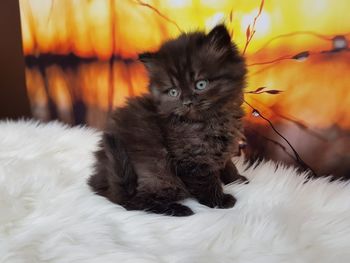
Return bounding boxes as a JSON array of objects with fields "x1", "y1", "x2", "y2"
[{"x1": 88, "y1": 24, "x2": 247, "y2": 216}]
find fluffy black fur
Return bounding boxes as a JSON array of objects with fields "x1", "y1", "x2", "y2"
[{"x1": 88, "y1": 24, "x2": 247, "y2": 216}]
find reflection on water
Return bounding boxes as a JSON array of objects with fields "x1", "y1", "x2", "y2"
[
  {"x1": 25, "y1": 58, "x2": 148, "y2": 128},
  {"x1": 25, "y1": 51, "x2": 350, "y2": 129}
]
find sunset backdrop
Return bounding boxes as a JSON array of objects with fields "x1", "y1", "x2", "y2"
[{"x1": 19, "y1": 0, "x2": 350, "y2": 178}]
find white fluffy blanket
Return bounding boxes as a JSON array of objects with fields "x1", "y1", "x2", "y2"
[{"x1": 1, "y1": 121, "x2": 350, "y2": 263}]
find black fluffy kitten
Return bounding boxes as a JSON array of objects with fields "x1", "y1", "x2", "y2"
[{"x1": 88, "y1": 24, "x2": 247, "y2": 216}]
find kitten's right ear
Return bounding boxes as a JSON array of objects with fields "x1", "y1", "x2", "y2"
[
  {"x1": 206, "y1": 24, "x2": 232, "y2": 48},
  {"x1": 205, "y1": 24, "x2": 241, "y2": 60}
]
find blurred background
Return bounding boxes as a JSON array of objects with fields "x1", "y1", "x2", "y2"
[{"x1": 2, "y1": 0, "x2": 350, "y2": 178}]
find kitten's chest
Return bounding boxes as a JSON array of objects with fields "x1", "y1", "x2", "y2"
[{"x1": 166, "y1": 116, "x2": 239, "y2": 167}]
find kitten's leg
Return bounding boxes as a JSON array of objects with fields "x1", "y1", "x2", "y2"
[
  {"x1": 220, "y1": 161, "x2": 248, "y2": 185},
  {"x1": 89, "y1": 133, "x2": 138, "y2": 204},
  {"x1": 121, "y1": 155, "x2": 193, "y2": 216},
  {"x1": 122, "y1": 192, "x2": 194, "y2": 217},
  {"x1": 180, "y1": 167, "x2": 236, "y2": 209}
]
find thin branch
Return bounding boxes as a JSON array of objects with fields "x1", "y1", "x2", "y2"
[
  {"x1": 242, "y1": 0, "x2": 264, "y2": 55},
  {"x1": 249, "y1": 129, "x2": 297, "y2": 162},
  {"x1": 247, "y1": 96, "x2": 328, "y2": 141},
  {"x1": 244, "y1": 99, "x2": 318, "y2": 176},
  {"x1": 228, "y1": 9, "x2": 234, "y2": 37},
  {"x1": 245, "y1": 86, "x2": 284, "y2": 95},
  {"x1": 133, "y1": 0, "x2": 183, "y2": 33},
  {"x1": 248, "y1": 45, "x2": 350, "y2": 68},
  {"x1": 253, "y1": 31, "x2": 334, "y2": 54},
  {"x1": 247, "y1": 54, "x2": 293, "y2": 67}
]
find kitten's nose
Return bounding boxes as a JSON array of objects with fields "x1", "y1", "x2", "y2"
[{"x1": 183, "y1": 99, "x2": 193, "y2": 107}]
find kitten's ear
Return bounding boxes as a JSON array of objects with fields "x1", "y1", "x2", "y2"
[
  {"x1": 138, "y1": 52, "x2": 156, "y2": 73},
  {"x1": 138, "y1": 52, "x2": 155, "y2": 64},
  {"x1": 205, "y1": 24, "x2": 241, "y2": 59},
  {"x1": 206, "y1": 24, "x2": 232, "y2": 49}
]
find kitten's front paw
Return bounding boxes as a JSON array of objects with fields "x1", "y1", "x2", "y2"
[
  {"x1": 166, "y1": 203, "x2": 194, "y2": 217},
  {"x1": 198, "y1": 194, "x2": 236, "y2": 209},
  {"x1": 219, "y1": 194, "x2": 236, "y2": 208},
  {"x1": 198, "y1": 198, "x2": 217, "y2": 208}
]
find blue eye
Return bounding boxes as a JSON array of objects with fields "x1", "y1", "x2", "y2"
[
  {"x1": 195, "y1": 80, "x2": 209, "y2": 90},
  {"x1": 168, "y1": 88, "x2": 179, "y2": 97}
]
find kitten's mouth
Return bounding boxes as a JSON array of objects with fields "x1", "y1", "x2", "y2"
[
  {"x1": 181, "y1": 105, "x2": 193, "y2": 113},
  {"x1": 178, "y1": 106, "x2": 201, "y2": 120}
]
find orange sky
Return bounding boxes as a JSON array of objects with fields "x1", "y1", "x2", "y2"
[{"x1": 20, "y1": 0, "x2": 350, "y2": 58}]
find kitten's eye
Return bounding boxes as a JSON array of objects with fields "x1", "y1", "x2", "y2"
[
  {"x1": 195, "y1": 79, "x2": 209, "y2": 90},
  {"x1": 168, "y1": 88, "x2": 179, "y2": 97}
]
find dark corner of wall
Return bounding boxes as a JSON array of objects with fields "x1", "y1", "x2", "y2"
[{"x1": 0, "y1": 0, "x2": 31, "y2": 120}]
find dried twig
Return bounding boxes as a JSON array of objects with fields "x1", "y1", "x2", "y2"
[
  {"x1": 247, "y1": 54, "x2": 293, "y2": 67},
  {"x1": 133, "y1": 0, "x2": 183, "y2": 33},
  {"x1": 242, "y1": 0, "x2": 264, "y2": 55},
  {"x1": 247, "y1": 96, "x2": 328, "y2": 141},
  {"x1": 253, "y1": 31, "x2": 336, "y2": 54},
  {"x1": 248, "y1": 45, "x2": 349, "y2": 67},
  {"x1": 249, "y1": 129, "x2": 297, "y2": 162},
  {"x1": 244, "y1": 99, "x2": 318, "y2": 176},
  {"x1": 228, "y1": 9, "x2": 234, "y2": 37},
  {"x1": 245, "y1": 86, "x2": 284, "y2": 95}
]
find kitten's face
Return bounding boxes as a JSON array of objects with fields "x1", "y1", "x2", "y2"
[{"x1": 140, "y1": 24, "x2": 246, "y2": 120}]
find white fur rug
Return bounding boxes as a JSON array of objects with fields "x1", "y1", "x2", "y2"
[{"x1": 1, "y1": 120, "x2": 350, "y2": 263}]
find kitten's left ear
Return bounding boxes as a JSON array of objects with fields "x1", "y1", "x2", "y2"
[
  {"x1": 138, "y1": 52, "x2": 154, "y2": 64},
  {"x1": 206, "y1": 24, "x2": 232, "y2": 49},
  {"x1": 138, "y1": 52, "x2": 157, "y2": 73}
]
